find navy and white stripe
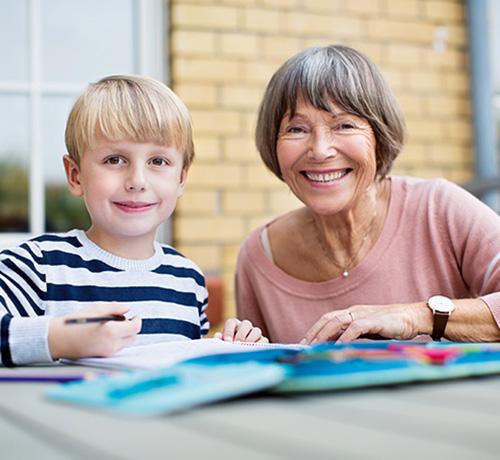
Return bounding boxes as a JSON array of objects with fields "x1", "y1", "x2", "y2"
[{"x1": 0, "y1": 230, "x2": 209, "y2": 366}]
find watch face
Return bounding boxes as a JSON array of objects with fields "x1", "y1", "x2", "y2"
[{"x1": 428, "y1": 295, "x2": 455, "y2": 313}]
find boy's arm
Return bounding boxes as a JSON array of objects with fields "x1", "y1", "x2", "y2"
[{"x1": 0, "y1": 242, "x2": 52, "y2": 366}]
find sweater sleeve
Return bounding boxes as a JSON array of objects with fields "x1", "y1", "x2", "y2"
[
  {"x1": 0, "y1": 241, "x2": 52, "y2": 366},
  {"x1": 235, "y1": 235, "x2": 270, "y2": 338},
  {"x1": 435, "y1": 180, "x2": 500, "y2": 328}
]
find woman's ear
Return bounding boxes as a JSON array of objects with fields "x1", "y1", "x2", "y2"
[{"x1": 63, "y1": 154, "x2": 83, "y2": 197}]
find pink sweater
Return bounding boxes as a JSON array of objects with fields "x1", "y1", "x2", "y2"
[{"x1": 235, "y1": 177, "x2": 500, "y2": 343}]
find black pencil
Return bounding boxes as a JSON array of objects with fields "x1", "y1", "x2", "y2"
[{"x1": 64, "y1": 314, "x2": 127, "y2": 325}]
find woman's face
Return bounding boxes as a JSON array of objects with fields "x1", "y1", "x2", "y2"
[{"x1": 276, "y1": 99, "x2": 377, "y2": 216}]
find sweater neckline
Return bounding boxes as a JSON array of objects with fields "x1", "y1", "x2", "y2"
[
  {"x1": 247, "y1": 176, "x2": 403, "y2": 297},
  {"x1": 73, "y1": 230, "x2": 164, "y2": 271}
]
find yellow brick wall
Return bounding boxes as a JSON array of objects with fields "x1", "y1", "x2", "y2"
[{"x1": 170, "y1": 0, "x2": 472, "y2": 320}]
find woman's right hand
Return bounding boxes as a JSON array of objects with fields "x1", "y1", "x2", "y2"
[{"x1": 48, "y1": 304, "x2": 142, "y2": 360}]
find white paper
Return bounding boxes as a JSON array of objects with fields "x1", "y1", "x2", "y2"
[{"x1": 66, "y1": 338, "x2": 305, "y2": 370}]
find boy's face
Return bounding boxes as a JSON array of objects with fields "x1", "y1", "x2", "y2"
[{"x1": 64, "y1": 135, "x2": 187, "y2": 258}]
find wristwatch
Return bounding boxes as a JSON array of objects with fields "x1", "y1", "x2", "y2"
[{"x1": 427, "y1": 295, "x2": 455, "y2": 341}]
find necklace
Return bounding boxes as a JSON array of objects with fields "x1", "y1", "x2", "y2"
[{"x1": 314, "y1": 207, "x2": 378, "y2": 278}]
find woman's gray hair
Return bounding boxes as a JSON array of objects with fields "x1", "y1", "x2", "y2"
[{"x1": 255, "y1": 45, "x2": 406, "y2": 179}]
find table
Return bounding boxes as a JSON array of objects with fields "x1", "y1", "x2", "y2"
[{"x1": 1, "y1": 365, "x2": 499, "y2": 460}]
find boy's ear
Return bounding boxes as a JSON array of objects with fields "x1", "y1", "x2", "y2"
[
  {"x1": 177, "y1": 166, "x2": 189, "y2": 197},
  {"x1": 63, "y1": 154, "x2": 83, "y2": 197}
]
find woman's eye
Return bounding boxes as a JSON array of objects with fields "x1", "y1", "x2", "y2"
[
  {"x1": 105, "y1": 156, "x2": 125, "y2": 165},
  {"x1": 286, "y1": 126, "x2": 307, "y2": 134},
  {"x1": 337, "y1": 122, "x2": 356, "y2": 130}
]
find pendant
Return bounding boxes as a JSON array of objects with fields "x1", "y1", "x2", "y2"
[{"x1": 342, "y1": 271, "x2": 349, "y2": 278}]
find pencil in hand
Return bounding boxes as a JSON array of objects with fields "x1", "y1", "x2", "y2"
[{"x1": 64, "y1": 314, "x2": 127, "y2": 325}]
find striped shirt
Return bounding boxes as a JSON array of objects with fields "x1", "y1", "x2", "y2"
[{"x1": 0, "y1": 230, "x2": 209, "y2": 366}]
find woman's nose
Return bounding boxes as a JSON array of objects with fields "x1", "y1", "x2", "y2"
[{"x1": 307, "y1": 128, "x2": 337, "y2": 161}]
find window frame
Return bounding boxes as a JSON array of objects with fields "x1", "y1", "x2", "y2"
[{"x1": 0, "y1": 0, "x2": 167, "y2": 248}]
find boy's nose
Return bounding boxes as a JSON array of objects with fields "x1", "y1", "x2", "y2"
[{"x1": 125, "y1": 168, "x2": 147, "y2": 192}]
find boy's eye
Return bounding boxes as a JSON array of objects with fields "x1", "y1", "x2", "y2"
[
  {"x1": 104, "y1": 156, "x2": 126, "y2": 165},
  {"x1": 150, "y1": 157, "x2": 169, "y2": 167}
]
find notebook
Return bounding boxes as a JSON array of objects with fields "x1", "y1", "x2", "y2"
[{"x1": 65, "y1": 338, "x2": 306, "y2": 370}]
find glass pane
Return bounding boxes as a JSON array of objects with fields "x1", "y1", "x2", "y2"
[
  {"x1": 42, "y1": 96, "x2": 90, "y2": 232},
  {"x1": 41, "y1": 0, "x2": 136, "y2": 85},
  {"x1": 0, "y1": 0, "x2": 29, "y2": 81},
  {"x1": 0, "y1": 95, "x2": 30, "y2": 232}
]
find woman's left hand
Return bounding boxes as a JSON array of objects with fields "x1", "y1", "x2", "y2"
[
  {"x1": 214, "y1": 318, "x2": 270, "y2": 343},
  {"x1": 302, "y1": 303, "x2": 431, "y2": 344}
]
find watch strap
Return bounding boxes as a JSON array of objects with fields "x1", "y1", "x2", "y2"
[{"x1": 431, "y1": 311, "x2": 450, "y2": 341}]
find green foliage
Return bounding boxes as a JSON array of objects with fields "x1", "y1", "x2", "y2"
[
  {"x1": 0, "y1": 159, "x2": 90, "y2": 233},
  {"x1": 45, "y1": 186, "x2": 90, "y2": 232},
  {"x1": 0, "y1": 160, "x2": 28, "y2": 231}
]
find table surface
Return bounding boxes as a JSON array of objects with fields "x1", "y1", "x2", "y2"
[{"x1": 1, "y1": 364, "x2": 499, "y2": 460}]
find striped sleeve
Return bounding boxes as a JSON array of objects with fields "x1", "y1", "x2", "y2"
[{"x1": 0, "y1": 241, "x2": 52, "y2": 366}]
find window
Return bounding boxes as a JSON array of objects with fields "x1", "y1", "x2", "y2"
[{"x1": 0, "y1": 0, "x2": 166, "y2": 248}]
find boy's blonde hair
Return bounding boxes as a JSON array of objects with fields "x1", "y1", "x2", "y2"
[{"x1": 65, "y1": 75, "x2": 194, "y2": 168}]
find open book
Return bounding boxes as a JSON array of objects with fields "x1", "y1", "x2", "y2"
[{"x1": 66, "y1": 338, "x2": 305, "y2": 370}]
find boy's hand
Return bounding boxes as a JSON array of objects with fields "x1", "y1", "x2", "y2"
[
  {"x1": 48, "y1": 305, "x2": 142, "y2": 360},
  {"x1": 214, "y1": 318, "x2": 269, "y2": 343}
]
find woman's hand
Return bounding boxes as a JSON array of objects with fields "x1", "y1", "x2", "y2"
[
  {"x1": 48, "y1": 304, "x2": 142, "y2": 360},
  {"x1": 214, "y1": 318, "x2": 269, "y2": 343},
  {"x1": 302, "y1": 302, "x2": 431, "y2": 344}
]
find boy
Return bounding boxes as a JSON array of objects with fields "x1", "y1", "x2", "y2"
[{"x1": 0, "y1": 75, "x2": 266, "y2": 366}]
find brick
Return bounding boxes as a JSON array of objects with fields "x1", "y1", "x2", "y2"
[
  {"x1": 383, "y1": 0, "x2": 420, "y2": 18},
  {"x1": 247, "y1": 214, "x2": 279, "y2": 231},
  {"x1": 223, "y1": 244, "x2": 241, "y2": 270},
  {"x1": 345, "y1": 42, "x2": 384, "y2": 66},
  {"x1": 220, "y1": 85, "x2": 263, "y2": 110},
  {"x1": 191, "y1": 110, "x2": 241, "y2": 135},
  {"x1": 176, "y1": 190, "x2": 219, "y2": 214},
  {"x1": 423, "y1": 95, "x2": 470, "y2": 117},
  {"x1": 405, "y1": 118, "x2": 446, "y2": 141},
  {"x1": 175, "y1": 83, "x2": 217, "y2": 109},
  {"x1": 442, "y1": 72, "x2": 469, "y2": 94},
  {"x1": 446, "y1": 24, "x2": 467, "y2": 47},
  {"x1": 424, "y1": 48, "x2": 465, "y2": 70},
  {"x1": 386, "y1": 44, "x2": 423, "y2": 67},
  {"x1": 244, "y1": 164, "x2": 283, "y2": 189},
  {"x1": 303, "y1": 0, "x2": 343, "y2": 13},
  {"x1": 424, "y1": 0, "x2": 465, "y2": 23},
  {"x1": 188, "y1": 164, "x2": 244, "y2": 187},
  {"x1": 174, "y1": 244, "x2": 222, "y2": 273},
  {"x1": 223, "y1": 137, "x2": 260, "y2": 163},
  {"x1": 173, "y1": 58, "x2": 240, "y2": 83},
  {"x1": 397, "y1": 94, "x2": 425, "y2": 116},
  {"x1": 262, "y1": 36, "x2": 302, "y2": 60},
  {"x1": 282, "y1": 12, "x2": 362, "y2": 38},
  {"x1": 367, "y1": 19, "x2": 435, "y2": 44},
  {"x1": 241, "y1": 61, "x2": 279, "y2": 84},
  {"x1": 171, "y1": 30, "x2": 216, "y2": 57},
  {"x1": 344, "y1": 0, "x2": 381, "y2": 15},
  {"x1": 407, "y1": 71, "x2": 444, "y2": 92},
  {"x1": 193, "y1": 136, "x2": 221, "y2": 161},
  {"x1": 269, "y1": 189, "x2": 301, "y2": 214},
  {"x1": 172, "y1": 4, "x2": 239, "y2": 29},
  {"x1": 260, "y1": 0, "x2": 299, "y2": 8},
  {"x1": 443, "y1": 120, "x2": 472, "y2": 142},
  {"x1": 223, "y1": 191, "x2": 266, "y2": 214},
  {"x1": 220, "y1": 33, "x2": 259, "y2": 59},
  {"x1": 243, "y1": 8, "x2": 281, "y2": 32},
  {"x1": 175, "y1": 216, "x2": 246, "y2": 243}
]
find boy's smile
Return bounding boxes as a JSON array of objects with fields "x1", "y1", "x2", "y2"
[{"x1": 64, "y1": 136, "x2": 187, "y2": 259}]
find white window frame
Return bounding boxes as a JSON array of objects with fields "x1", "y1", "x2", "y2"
[{"x1": 0, "y1": 0, "x2": 167, "y2": 248}]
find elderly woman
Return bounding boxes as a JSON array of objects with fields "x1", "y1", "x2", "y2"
[{"x1": 231, "y1": 44, "x2": 500, "y2": 345}]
